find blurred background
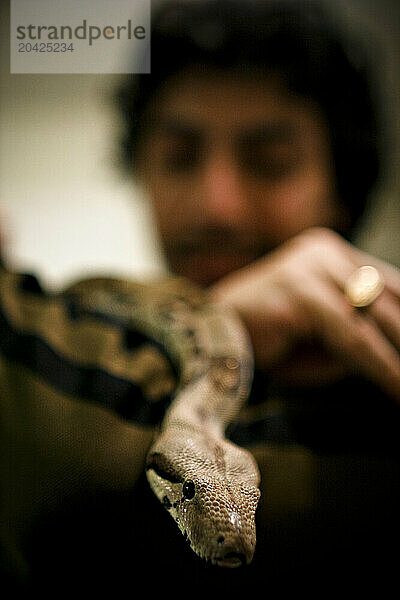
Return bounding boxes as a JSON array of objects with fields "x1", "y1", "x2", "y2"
[{"x1": 0, "y1": 0, "x2": 399, "y2": 291}]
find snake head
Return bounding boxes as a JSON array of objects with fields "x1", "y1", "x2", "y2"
[{"x1": 145, "y1": 433, "x2": 261, "y2": 567}]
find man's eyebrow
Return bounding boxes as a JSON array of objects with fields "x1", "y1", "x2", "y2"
[
  {"x1": 238, "y1": 122, "x2": 297, "y2": 144},
  {"x1": 151, "y1": 117, "x2": 203, "y2": 138},
  {"x1": 149, "y1": 117, "x2": 297, "y2": 142}
]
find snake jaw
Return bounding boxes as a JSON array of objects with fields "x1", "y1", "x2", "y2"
[{"x1": 216, "y1": 553, "x2": 247, "y2": 568}]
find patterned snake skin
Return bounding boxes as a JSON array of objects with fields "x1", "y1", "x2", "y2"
[{"x1": 84, "y1": 279, "x2": 261, "y2": 568}]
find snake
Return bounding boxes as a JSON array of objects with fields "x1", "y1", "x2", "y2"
[{"x1": 82, "y1": 278, "x2": 261, "y2": 568}]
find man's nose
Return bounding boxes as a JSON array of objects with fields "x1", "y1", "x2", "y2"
[{"x1": 199, "y1": 154, "x2": 248, "y2": 225}]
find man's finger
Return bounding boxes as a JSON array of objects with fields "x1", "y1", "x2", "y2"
[{"x1": 303, "y1": 278, "x2": 400, "y2": 402}]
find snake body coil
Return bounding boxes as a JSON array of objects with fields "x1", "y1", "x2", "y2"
[{"x1": 85, "y1": 280, "x2": 261, "y2": 568}]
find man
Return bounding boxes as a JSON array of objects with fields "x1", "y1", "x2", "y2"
[
  {"x1": 118, "y1": 0, "x2": 400, "y2": 402},
  {"x1": 114, "y1": 0, "x2": 400, "y2": 590}
]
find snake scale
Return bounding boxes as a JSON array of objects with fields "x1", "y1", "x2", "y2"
[{"x1": 83, "y1": 278, "x2": 261, "y2": 568}]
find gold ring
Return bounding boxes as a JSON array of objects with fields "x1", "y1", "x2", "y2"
[{"x1": 344, "y1": 265, "x2": 385, "y2": 307}]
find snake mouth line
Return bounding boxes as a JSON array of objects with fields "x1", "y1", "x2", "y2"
[{"x1": 216, "y1": 552, "x2": 246, "y2": 568}]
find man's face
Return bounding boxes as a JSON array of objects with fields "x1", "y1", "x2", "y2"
[{"x1": 137, "y1": 69, "x2": 348, "y2": 286}]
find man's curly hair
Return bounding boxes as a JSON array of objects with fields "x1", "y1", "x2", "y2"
[{"x1": 116, "y1": 0, "x2": 384, "y2": 232}]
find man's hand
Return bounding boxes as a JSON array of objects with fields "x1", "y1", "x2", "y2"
[{"x1": 211, "y1": 227, "x2": 400, "y2": 401}]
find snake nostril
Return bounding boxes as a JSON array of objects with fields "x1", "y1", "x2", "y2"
[{"x1": 217, "y1": 536, "x2": 225, "y2": 544}]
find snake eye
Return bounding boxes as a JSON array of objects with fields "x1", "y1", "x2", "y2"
[{"x1": 182, "y1": 480, "x2": 196, "y2": 500}]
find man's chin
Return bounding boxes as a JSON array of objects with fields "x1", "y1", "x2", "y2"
[{"x1": 169, "y1": 252, "x2": 255, "y2": 287}]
